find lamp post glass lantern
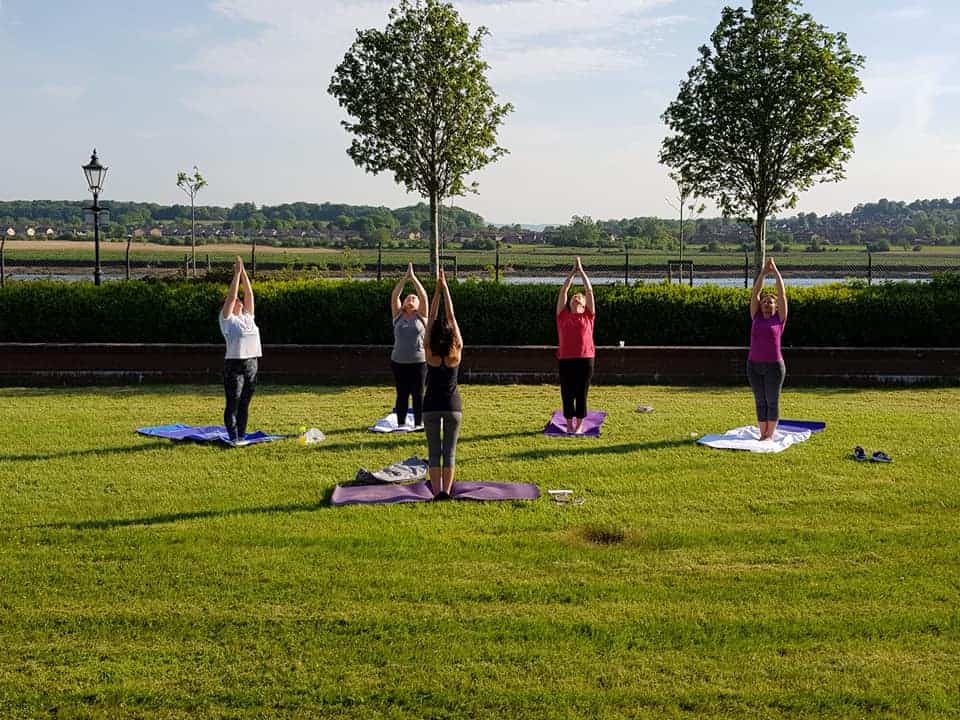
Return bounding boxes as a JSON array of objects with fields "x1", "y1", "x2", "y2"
[{"x1": 82, "y1": 149, "x2": 108, "y2": 285}]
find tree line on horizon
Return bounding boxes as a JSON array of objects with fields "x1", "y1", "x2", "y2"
[{"x1": 4, "y1": 197, "x2": 960, "y2": 252}]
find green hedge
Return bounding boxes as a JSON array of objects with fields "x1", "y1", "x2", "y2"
[{"x1": 1, "y1": 276, "x2": 958, "y2": 346}]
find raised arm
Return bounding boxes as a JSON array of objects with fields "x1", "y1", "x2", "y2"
[
  {"x1": 222, "y1": 257, "x2": 242, "y2": 318},
  {"x1": 408, "y1": 263, "x2": 429, "y2": 320},
  {"x1": 556, "y1": 266, "x2": 576, "y2": 316},
  {"x1": 750, "y1": 263, "x2": 768, "y2": 319},
  {"x1": 424, "y1": 274, "x2": 443, "y2": 359},
  {"x1": 390, "y1": 268, "x2": 408, "y2": 320},
  {"x1": 240, "y1": 261, "x2": 254, "y2": 316},
  {"x1": 770, "y1": 258, "x2": 787, "y2": 323},
  {"x1": 576, "y1": 257, "x2": 595, "y2": 315},
  {"x1": 440, "y1": 270, "x2": 461, "y2": 348}
]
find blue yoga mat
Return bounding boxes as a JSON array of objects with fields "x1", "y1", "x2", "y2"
[
  {"x1": 136, "y1": 424, "x2": 286, "y2": 446},
  {"x1": 778, "y1": 420, "x2": 826, "y2": 433}
]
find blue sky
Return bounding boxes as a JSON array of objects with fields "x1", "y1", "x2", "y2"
[{"x1": 1, "y1": 0, "x2": 958, "y2": 224}]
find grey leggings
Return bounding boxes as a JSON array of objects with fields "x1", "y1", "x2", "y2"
[
  {"x1": 747, "y1": 360, "x2": 786, "y2": 422},
  {"x1": 423, "y1": 411, "x2": 462, "y2": 467}
]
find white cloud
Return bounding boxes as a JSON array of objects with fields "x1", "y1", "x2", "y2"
[
  {"x1": 36, "y1": 83, "x2": 86, "y2": 101},
  {"x1": 193, "y1": 0, "x2": 686, "y2": 94},
  {"x1": 877, "y1": 3, "x2": 929, "y2": 22}
]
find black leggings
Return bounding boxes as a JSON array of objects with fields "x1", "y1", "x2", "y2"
[
  {"x1": 224, "y1": 358, "x2": 258, "y2": 441},
  {"x1": 746, "y1": 359, "x2": 786, "y2": 422},
  {"x1": 559, "y1": 357, "x2": 594, "y2": 419},
  {"x1": 391, "y1": 361, "x2": 427, "y2": 426}
]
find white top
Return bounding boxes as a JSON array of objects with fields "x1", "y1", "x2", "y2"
[{"x1": 219, "y1": 311, "x2": 262, "y2": 359}]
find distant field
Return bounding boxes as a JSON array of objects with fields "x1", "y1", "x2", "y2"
[{"x1": 2, "y1": 240, "x2": 959, "y2": 274}]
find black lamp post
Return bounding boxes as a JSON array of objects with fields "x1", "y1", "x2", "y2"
[{"x1": 82, "y1": 149, "x2": 108, "y2": 286}]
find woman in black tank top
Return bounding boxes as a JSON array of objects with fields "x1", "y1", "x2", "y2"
[{"x1": 423, "y1": 269, "x2": 463, "y2": 498}]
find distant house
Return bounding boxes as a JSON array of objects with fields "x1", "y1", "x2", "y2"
[
  {"x1": 45, "y1": 228, "x2": 55, "y2": 237},
  {"x1": 26, "y1": 227, "x2": 36, "y2": 237},
  {"x1": 149, "y1": 227, "x2": 163, "y2": 238}
]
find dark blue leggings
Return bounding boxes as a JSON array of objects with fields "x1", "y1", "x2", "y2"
[
  {"x1": 224, "y1": 358, "x2": 257, "y2": 441},
  {"x1": 747, "y1": 360, "x2": 785, "y2": 422}
]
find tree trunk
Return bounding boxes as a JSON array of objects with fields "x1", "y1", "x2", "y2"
[
  {"x1": 753, "y1": 213, "x2": 767, "y2": 275},
  {"x1": 191, "y1": 201, "x2": 197, "y2": 277},
  {"x1": 251, "y1": 235, "x2": 257, "y2": 278},
  {"x1": 429, "y1": 190, "x2": 441, "y2": 278}
]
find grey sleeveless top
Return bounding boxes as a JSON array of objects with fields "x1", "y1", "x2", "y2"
[{"x1": 391, "y1": 314, "x2": 426, "y2": 363}]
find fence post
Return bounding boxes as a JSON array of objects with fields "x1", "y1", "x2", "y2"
[
  {"x1": 867, "y1": 251, "x2": 872, "y2": 286},
  {"x1": 1, "y1": 238, "x2": 5, "y2": 288},
  {"x1": 624, "y1": 247, "x2": 629, "y2": 285},
  {"x1": 744, "y1": 253, "x2": 749, "y2": 288},
  {"x1": 206, "y1": 254, "x2": 211, "y2": 273},
  {"x1": 125, "y1": 238, "x2": 131, "y2": 281},
  {"x1": 453, "y1": 255, "x2": 458, "y2": 279},
  {"x1": 495, "y1": 240, "x2": 500, "y2": 283},
  {"x1": 667, "y1": 262, "x2": 672, "y2": 283},
  {"x1": 377, "y1": 238, "x2": 382, "y2": 282},
  {"x1": 689, "y1": 260, "x2": 694, "y2": 288},
  {"x1": 185, "y1": 254, "x2": 190, "y2": 275}
]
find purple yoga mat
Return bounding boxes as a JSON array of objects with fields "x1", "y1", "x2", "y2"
[
  {"x1": 331, "y1": 480, "x2": 540, "y2": 506},
  {"x1": 544, "y1": 410, "x2": 608, "y2": 437}
]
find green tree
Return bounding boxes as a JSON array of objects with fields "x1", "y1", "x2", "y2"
[
  {"x1": 175, "y1": 166, "x2": 207, "y2": 275},
  {"x1": 660, "y1": 0, "x2": 864, "y2": 273},
  {"x1": 329, "y1": 0, "x2": 512, "y2": 275}
]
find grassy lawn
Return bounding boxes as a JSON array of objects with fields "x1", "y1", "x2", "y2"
[{"x1": 1, "y1": 384, "x2": 958, "y2": 719}]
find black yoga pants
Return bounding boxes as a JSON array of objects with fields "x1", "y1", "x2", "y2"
[
  {"x1": 391, "y1": 361, "x2": 427, "y2": 426},
  {"x1": 558, "y1": 357, "x2": 594, "y2": 419}
]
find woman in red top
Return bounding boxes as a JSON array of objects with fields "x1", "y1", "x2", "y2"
[{"x1": 556, "y1": 257, "x2": 596, "y2": 434}]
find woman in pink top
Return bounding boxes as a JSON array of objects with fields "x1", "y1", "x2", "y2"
[
  {"x1": 556, "y1": 257, "x2": 596, "y2": 434},
  {"x1": 748, "y1": 257, "x2": 788, "y2": 440}
]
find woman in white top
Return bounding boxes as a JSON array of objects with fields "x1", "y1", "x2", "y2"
[{"x1": 220, "y1": 256, "x2": 262, "y2": 445}]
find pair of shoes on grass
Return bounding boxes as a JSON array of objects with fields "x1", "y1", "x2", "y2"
[{"x1": 853, "y1": 446, "x2": 892, "y2": 463}]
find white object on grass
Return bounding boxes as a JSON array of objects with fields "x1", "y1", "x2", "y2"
[
  {"x1": 369, "y1": 411, "x2": 418, "y2": 433},
  {"x1": 299, "y1": 428, "x2": 326, "y2": 444},
  {"x1": 697, "y1": 425, "x2": 812, "y2": 453}
]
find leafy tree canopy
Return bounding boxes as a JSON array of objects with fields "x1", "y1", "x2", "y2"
[{"x1": 660, "y1": 0, "x2": 864, "y2": 270}]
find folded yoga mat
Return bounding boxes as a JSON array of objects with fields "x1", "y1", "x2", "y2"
[
  {"x1": 331, "y1": 480, "x2": 541, "y2": 506},
  {"x1": 778, "y1": 419, "x2": 826, "y2": 433},
  {"x1": 369, "y1": 411, "x2": 420, "y2": 433},
  {"x1": 136, "y1": 424, "x2": 285, "y2": 446},
  {"x1": 544, "y1": 410, "x2": 608, "y2": 437},
  {"x1": 697, "y1": 425, "x2": 813, "y2": 453}
]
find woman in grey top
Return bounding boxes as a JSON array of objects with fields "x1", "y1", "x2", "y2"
[{"x1": 390, "y1": 262, "x2": 429, "y2": 429}]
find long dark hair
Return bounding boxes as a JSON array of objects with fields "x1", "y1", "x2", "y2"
[{"x1": 429, "y1": 318, "x2": 455, "y2": 357}]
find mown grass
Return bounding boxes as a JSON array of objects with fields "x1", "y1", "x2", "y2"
[{"x1": 1, "y1": 384, "x2": 958, "y2": 719}]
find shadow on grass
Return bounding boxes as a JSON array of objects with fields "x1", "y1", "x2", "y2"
[
  {"x1": 0, "y1": 440, "x2": 172, "y2": 463},
  {"x1": 508, "y1": 437, "x2": 693, "y2": 460},
  {"x1": 318, "y1": 428, "x2": 539, "y2": 453},
  {"x1": 35, "y1": 491, "x2": 335, "y2": 531}
]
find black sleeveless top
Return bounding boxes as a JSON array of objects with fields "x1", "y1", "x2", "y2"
[{"x1": 423, "y1": 358, "x2": 462, "y2": 412}]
